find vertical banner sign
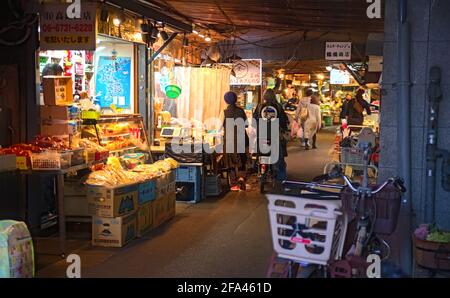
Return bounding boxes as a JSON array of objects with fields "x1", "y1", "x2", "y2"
[
  {"x1": 325, "y1": 42, "x2": 352, "y2": 61},
  {"x1": 230, "y1": 59, "x2": 262, "y2": 86},
  {"x1": 40, "y1": 1, "x2": 97, "y2": 50}
]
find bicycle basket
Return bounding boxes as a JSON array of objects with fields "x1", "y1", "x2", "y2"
[{"x1": 340, "y1": 184, "x2": 402, "y2": 235}]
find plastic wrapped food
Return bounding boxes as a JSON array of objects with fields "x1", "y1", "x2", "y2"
[
  {"x1": 164, "y1": 157, "x2": 179, "y2": 169},
  {"x1": 131, "y1": 164, "x2": 162, "y2": 179},
  {"x1": 107, "y1": 156, "x2": 123, "y2": 169},
  {"x1": 86, "y1": 165, "x2": 144, "y2": 187}
]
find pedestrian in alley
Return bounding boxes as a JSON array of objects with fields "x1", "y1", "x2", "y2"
[
  {"x1": 295, "y1": 89, "x2": 313, "y2": 149},
  {"x1": 304, "y1": 93, "x2": 322, "y2": 149},
  {"x1": 221, "y1": 91, "x2": 249, "y2": 191},
  {"x1": 253, "y1": 89, "x2": 290, "y2": 186},
  {"x1": 345, "y1": 89, "x2": 372, "y2": 129}
]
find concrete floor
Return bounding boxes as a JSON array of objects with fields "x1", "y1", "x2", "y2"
[{"x1": 36, "y1": 129, "x2": 336, "y2": 278}]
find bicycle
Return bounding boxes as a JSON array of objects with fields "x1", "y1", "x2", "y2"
[{"x1": 266, "y1": 144, "x2": 406, "y2": 278}]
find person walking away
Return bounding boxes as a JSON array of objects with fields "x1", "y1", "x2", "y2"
[
  {"x1": 295, "y1": 89, "x2": 313, "y2": 148},
  {"x1": 305, "y1": 94, "x2": 322, "y2": 149},
  {"x1": 345, "y1": 89, "x2": 371, "y2": 130},
  {"x1": 221, "y1": 91, "x2": 249, "y2": 191},
  {"x1": 253, "y1": 89, "x2": 289, "y2": 186}
]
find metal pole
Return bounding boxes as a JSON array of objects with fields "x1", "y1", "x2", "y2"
[
  {"x1": 425, "y1": 67, "x2": 442, "y2": 223},
  {"x1": 397, "y1": 0, "x2": 412, "y2": 276}
]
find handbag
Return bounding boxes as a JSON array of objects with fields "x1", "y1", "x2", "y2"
[{"x1": 300, "y1": 106, "x2": 309, "y2": 122}]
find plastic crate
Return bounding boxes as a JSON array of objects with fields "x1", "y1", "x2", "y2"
[
  {"x1": 340, "y1": 185, "x2": 401, "y2": 235},
  {"x1": 67, "y1": 149, "x2": 85, "y2": 166},
  {"x1": 267, "y1": 194, "x2": 347, "y2": 266},
  {"x1": 30, "y1": 151, "x2": 72, "y2": 170},
  {"x1": 176, "y1": 165, "x2": 200, "y2": 182},
  {"x1": 205, "y1": 174, "x2": 222, "y2": 197}
]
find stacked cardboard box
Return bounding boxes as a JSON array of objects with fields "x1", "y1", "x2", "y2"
[
  {"x1": 40, "y1": 76, "x2": 74, "y2": 137},
  {"x1": 88, "y1": 169, "x2": 177, "y2": 247},
  {"x1": 88, "y1": 184, "x2": 139, "y2": 248}
]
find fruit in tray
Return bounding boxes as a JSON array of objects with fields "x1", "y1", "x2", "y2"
[
  {"x1": 79, "y1": 139, "x2": 107, "y2": 151},
  {"x1": 32, "y1": 136, "x2": 70, "y2": 150},
  {"x1": 103, "y1": 123, "x2": 131, "y2": 135},
  {"x1": 102, "y1": 137, "x2": 132, "y2": 151},
  {"x1": 81, "y1": 126, "x2": 99, "y2": 138},
  {"x1": 0, "y1": 144, "x2": 44, "y2": 157}
]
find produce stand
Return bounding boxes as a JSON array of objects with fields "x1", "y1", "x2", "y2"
[{"x1": 17, "y1": 161, "x2": 104, "y2": 257}]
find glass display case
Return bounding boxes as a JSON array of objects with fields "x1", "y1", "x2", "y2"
[{"x1": 81, "y1": 114, "x2": 151, "y2": 159}]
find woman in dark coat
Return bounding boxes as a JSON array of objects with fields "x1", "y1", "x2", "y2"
[
  {"x1": 345, "y1": 89, "x2": 372, "y2": 126},
  {"x1": 222, "y1": 91, "x2": 249, "y2": 190}
]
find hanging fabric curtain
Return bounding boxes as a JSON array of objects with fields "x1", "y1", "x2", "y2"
[{"x1": 174, "y1": 66, "x2": 231, "y2": 129}]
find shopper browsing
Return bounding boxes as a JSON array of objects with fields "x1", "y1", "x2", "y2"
[{"x1": 345, "y1": 89, "x2": 372, "y2": 128}]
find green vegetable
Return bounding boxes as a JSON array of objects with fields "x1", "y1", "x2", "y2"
[{"x1": 426, "y1": 231, "x2": 450, "y2": 243}]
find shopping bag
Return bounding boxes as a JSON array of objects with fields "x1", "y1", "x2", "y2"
[
  {"x1": 0, "y1": 220, "x2": 34, "y2": 278},
  {"x1": 297, "y1": 126, "x2": 304, "y2": 139},
  {"x1": 290, "y1": 120, "x2": 300, "y2": 138}
]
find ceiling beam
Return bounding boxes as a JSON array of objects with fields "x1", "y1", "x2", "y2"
[{"x1": 106, "y1": 0, "x2": 192, "y2": 32}]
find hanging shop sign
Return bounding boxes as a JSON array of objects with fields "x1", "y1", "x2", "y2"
[
  {"x1": 39, "y1": 2, "x2": 97, "y2": 51},
  {"x1": 325, "y1": 42, "x2": 352, "y2": 61},
  {"x1": 330, "y1": 69, "x2": 351, "y2": 85},
  {"x1": 230, "y1": 59, "x2": 262, "y2": 86}
]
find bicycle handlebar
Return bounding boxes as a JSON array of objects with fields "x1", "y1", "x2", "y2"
[{"x1": 342, "y1": 175, "x2": 406, "y2": 195}]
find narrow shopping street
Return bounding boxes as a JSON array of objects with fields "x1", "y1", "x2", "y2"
[{"x1": 36, "y1": 130, "x2": 335, "y2": 278}]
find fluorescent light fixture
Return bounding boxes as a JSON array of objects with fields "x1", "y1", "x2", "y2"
[
  {"x1": 326, "y1": 66, "x2": 333, "y2": 71},
  {"x1": 113, "y1": 17, "x2": 121, "y2": 26},
  {"x1": 204, "y1": 35, "x2": 211, "y2": 42}
]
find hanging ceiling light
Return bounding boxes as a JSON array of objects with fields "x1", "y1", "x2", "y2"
[
  {"x1": 204, "y1": 33, "x2": 211, "y2": 42},
  {"x1": 113, "y1": 17, "x2": 121, "y2": 27}
]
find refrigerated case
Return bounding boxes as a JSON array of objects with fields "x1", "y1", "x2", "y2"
[{"x1": 81, "y1": 114, "x2": 151, "y2": 160}]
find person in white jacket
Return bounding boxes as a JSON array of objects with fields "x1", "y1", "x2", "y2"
[{"x1": 303, "y1": 94, "x2": 322, "y2": 150}]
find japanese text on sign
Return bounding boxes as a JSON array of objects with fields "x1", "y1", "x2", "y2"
[
  {"x1": 325, "y1": 42, "x2": 352, "y2": 61},
  {"x1": 40, "y1": 2, "x2": 97, "y2": 50},
  {"x1": 230, "y1": 59, "x2": 262, "y2": 86}
]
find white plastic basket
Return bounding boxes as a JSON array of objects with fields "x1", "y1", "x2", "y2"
[{"x1": 267, "y1": 194, "x2": 347, "y2": 266}]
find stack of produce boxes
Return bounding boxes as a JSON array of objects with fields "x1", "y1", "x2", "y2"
[
  {"x1": 137, "y1": 178, "x2": 156, "y2": 237},
  {"x1": 153, "y1": 169, "x2": 177, "y2": 228},
  {"x1": 88, "y1": 183, "x2": 139, "y2": 248},
  {"x1": 86, "y1": 158, "x2": 179, "y2": 247}
]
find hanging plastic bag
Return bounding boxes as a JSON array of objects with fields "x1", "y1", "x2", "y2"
[{"x1": 0, "y1": 220, "x2": 34, "y2": 278}]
